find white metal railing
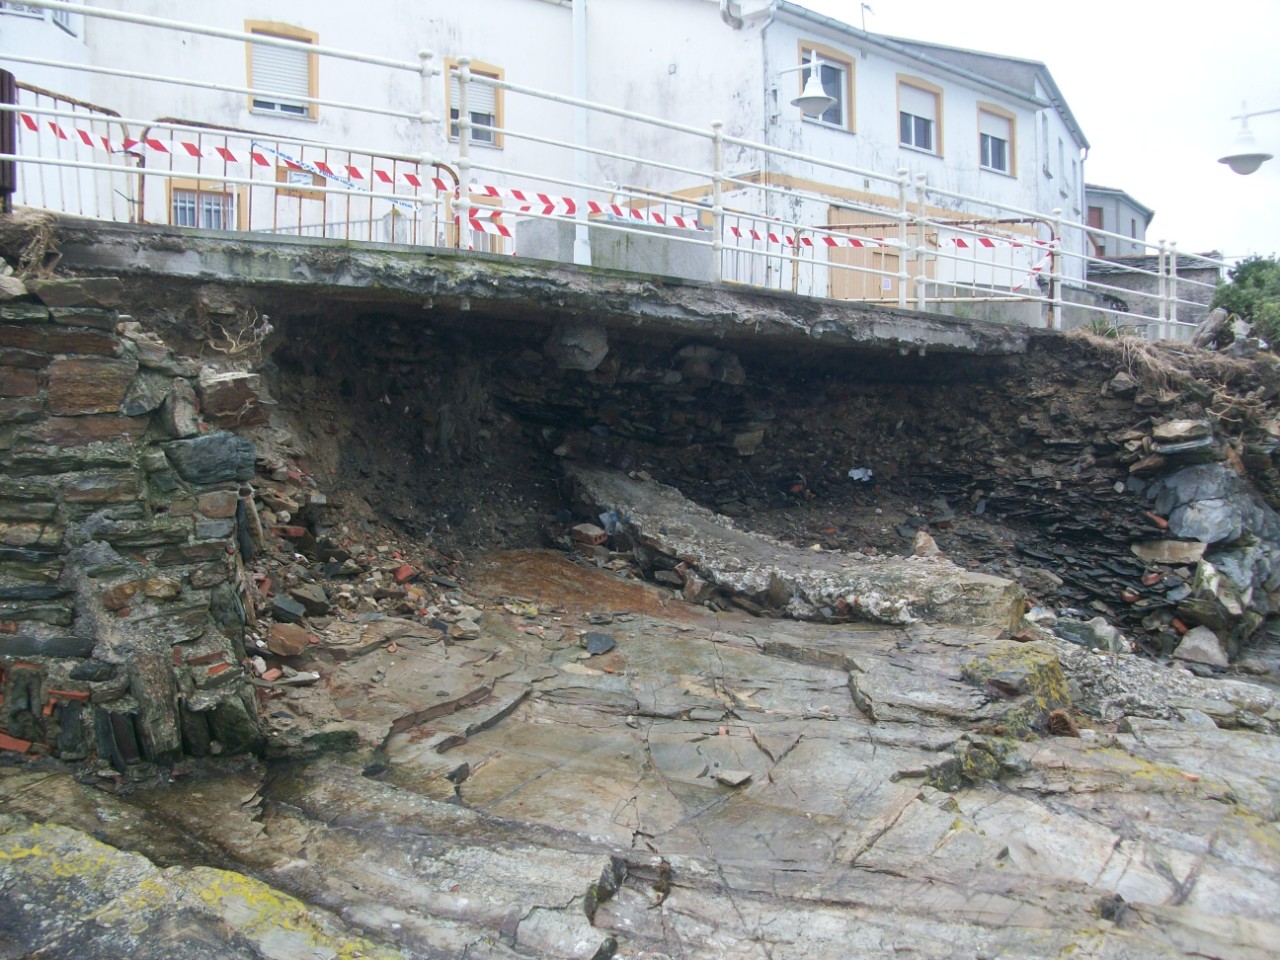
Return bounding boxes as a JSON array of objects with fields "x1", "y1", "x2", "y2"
[{"x1": 0, "y1": 0, "x2": 1222, "y2": 340}]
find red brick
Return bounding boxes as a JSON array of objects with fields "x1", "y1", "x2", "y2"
[
  {"x1": 571, "y1": 523, "x2": 608, "y2": 546},
  {"x1": 206, "y1": 662, "x2": 231, "y2": 677},
  {"x1": 261, "y1": 668, "x2": 283, "y2": 682},
  {"x1": 0, "y1": 732, "x2": 32, "y2": 753},
  {"x1": 393, "y1": 563, "x2": 416, "y2": 584},
  {"x1": 272, "y1": 525, "x2": 307, "y2": 540},
  {"x1": 47, "y1": 688, "x2": 90, "y2": 701}
]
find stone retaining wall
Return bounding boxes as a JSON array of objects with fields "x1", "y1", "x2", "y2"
[{"x1": 0, "y1": 276, "x2": 263, "y2": 768}]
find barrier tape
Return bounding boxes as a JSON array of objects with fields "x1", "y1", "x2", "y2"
[{"x1": 17, "y1": 112, "x2": 449, "y2": 191}]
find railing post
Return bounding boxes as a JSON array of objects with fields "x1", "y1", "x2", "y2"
[
  {"x1": 1050, "y1": 207, "x2": 1063, "y2": 330},
  {"x1": 913, "y1": 173, "x2": 928, "y2": 312},
  {"x1": 456, "y1": 56, "x2": 472, "y2": 252},
  {"x1": 1168, "y1": 241, "x2": 1179, "y2": 337},
  {"x1": 896, "y1": 167, "x2": 909, "y2": 310},
  {"x1": 711, "y1": 120, "x2": 723, "y2": 284},
  {"x1": 0, "y1": 69, "x2": 15, "y2": 215},
  {"x1": 1156, "y1": 239, "x2": 1168, "y2": 340},
  {"x1": 418, "y1": 49, "x2": 436, "y2": 243}
]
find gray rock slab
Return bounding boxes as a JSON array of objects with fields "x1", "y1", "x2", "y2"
[
  {"x1": 162, "y1": 432, "x2": 255, "y2": 484},
  {"x1": 570, "y1": 466, "x2": 1022, "y2": 630}
]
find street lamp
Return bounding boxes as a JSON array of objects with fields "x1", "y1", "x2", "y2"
[
  {"x1": 778, "y1": 57, "x2": 837, "y2": 119},
  {"x1": 1219, "y1": 103, "x2": 1278, "y2": 175}
]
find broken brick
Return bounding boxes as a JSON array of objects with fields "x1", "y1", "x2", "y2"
[
  {"x1": 393, "y1": 563, "x2": 416, "y2": 584},
  {"x1": 0, "y1": 732, "x2": 32, "y2": 753},
  {"x1": 571, "y1": 523, "x2": 608, "y2": 546}
]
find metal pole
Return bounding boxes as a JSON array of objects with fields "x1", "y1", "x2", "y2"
[
  {"x1": 572, "y1": 0, "x2": 591, "y2": 266},
  {"x1": 1050, "y1": 208, "x2": 1063, "y2": 329},
  {"x1": 0, "y1": 70, "x2": 15, "y2": 215},
  {"x1": 1168, "y1": 241, "x2": 1179, "y2": 334},
  {"x1": 896, "y1": 167, "x2": 909, "y2": 309},
  {"x1": 913, "y1": 173, "x2": 928, "y2": 312},
  {"x1": 456, "y1": 57, "x2": 472, "y2": 252},
  {"x1": 711, "y1": 119, "x2": 724, "y2": 283},
  {"x1": 1156, "y1": 239, "x2": 1168, "y2": 337}
]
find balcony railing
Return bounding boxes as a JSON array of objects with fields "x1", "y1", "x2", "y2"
[{"x1": 0, "y1": 0, "x2": 1221, "y2": 341}]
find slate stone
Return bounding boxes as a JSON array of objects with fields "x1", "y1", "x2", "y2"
[
  {"x1": 120, "y1": 370, "x2": 173, "y2": 417},
  {"x1": 272, "y1": 594, "x2": 307, "y2": 624},
  {"x1": 0, "y1": 583, "x2": 68, "y2": 601},
  {"x1": 28, "y1": 277, "x2": 124, "y2": 308},
  {"x1": 584, "y1": 631, "x2": 616, "y2": 655},
  {"x1": 1, "y1": 634, "x2": 95, "y2": 658},
  {"x1": 162, "y1": 432, "x2": 256, "y2": 484},
  {"x1": 1172, "y1": 626, "x2": 1229, "y2": 667},
  {"x1": 69, "y1": 660, "x2": 118, "y2": 682},
  {"x1": 289, "y1": 582, "x2": 330, "y2": 615}
]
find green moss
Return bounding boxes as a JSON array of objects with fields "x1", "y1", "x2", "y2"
[{"x1": 960, "y1": 642, "x2": 1072, "y2": 739}]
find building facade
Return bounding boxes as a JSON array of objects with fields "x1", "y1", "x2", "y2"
[{"x1": 2, "y1": 0, "x2": 1092, "y2": 304}]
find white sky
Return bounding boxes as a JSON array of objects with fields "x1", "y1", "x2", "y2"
[{"x1": 797, "y1": 0, "x2": 1280, "y2": 259}]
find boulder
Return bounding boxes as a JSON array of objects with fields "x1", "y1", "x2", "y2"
[{"x1": 1172, "y1": 625, "x2": 1229, "y2": 667}]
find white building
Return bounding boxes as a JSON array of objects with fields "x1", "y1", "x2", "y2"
[{"x1": 1, "y1": 1, "x2": 1091, "y2": 308}]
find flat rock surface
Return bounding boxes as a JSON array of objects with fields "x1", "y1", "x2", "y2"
[
  {"x1": 2, "y1": 551, "x2": 1278, "y2": 959},
  {"x1": 571, "y1": 465, "x2": 1023, "y2": 629}
]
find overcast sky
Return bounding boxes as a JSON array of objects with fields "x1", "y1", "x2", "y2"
[{"x1": 797, "y1": 0, "x2": 1280, "y2": 261}]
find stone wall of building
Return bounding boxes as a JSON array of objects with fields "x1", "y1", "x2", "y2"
[{"x1": 0, "y1": 275, "x2": 263, "y2": 768}]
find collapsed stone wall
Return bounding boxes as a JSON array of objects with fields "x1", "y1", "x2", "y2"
[
  {"x1": 271, "y1": 310, "x2": 1280, "y2": 663},
  {"x1": 0, "y1": 276, "x2": 263, "y2": 767}
]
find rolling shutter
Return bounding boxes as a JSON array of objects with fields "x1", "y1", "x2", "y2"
[
  {"x1": 251, "y1": 36, "x2": 311, "y2": 111},
  {"x1": 899, "y1": 83, "x2": 936, "y2": 121}
]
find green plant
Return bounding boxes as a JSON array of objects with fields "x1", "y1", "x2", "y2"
[{"x1": 1211, "y1": 255, "x2": 1280, "y2": 342}]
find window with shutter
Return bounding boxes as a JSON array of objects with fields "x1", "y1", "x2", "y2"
[
  {"x1": 245, "y1": 22, "x2": 317, "y2": 120},
  {"x1": 446, "y1": 60, "x2": 504, "y2": 148},
  {"x1": 898, "y1": 79, "x2": 940, "y2": 154},
  {"x1": 978, "y1": 106, "x2": 1014, "y2": 174}
]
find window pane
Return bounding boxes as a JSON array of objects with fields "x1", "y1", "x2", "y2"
[
  {"x1": 801, "y1": 52, "x2": 846, "y2": 128},
  {"x1": 981, "y1": 133, "x2": 1007, "y2": 171},
  {"x1": 172, "y1": 192, "x2": 197, "y2": 227}
]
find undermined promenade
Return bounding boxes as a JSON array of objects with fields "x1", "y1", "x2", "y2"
[{"x1": 0, "y1": 215, "x2": 1278, "y2": 959}]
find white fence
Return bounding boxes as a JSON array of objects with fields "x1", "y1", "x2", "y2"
[{"x1": 0, "y1": 0, "x2": 1220, "y2": 339}]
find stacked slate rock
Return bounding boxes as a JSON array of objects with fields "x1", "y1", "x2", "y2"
[{"x1": 0, "y1": 275, "x2": 264, "y2": 770}]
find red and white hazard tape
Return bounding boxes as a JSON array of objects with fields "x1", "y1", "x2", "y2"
[
  {"x1": 18, "y1": 112, "x2": 449, "y2": 191},
  {"x1": 728, "y1": 226, "x2": 895, "y2": 248},
  {"x1": 469, "y1": 184, "x2": 703, "y2": 230}
]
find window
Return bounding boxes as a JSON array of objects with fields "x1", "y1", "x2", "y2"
[
  {"x1": 0, "y1": 4, "x2": 46, "y2": 20},
  {"x1": 898, "y1": 78, "x2": 941, "y2": 154},
  {"x1": 978, "y1": 105, "x2": 1014, "y2": 174},
  {"x1": 1130, "y1": 218, "x2": 1137, "y2": 239},
  {"x1": 51, "y1": 0, "x2": 77, "y2": 34},
  {"x1": 1087, "y1": 206, "x2": 1105, "y2": 256},
  {"x1": 447, "y1": 59, "x2": 504, "y2": 147},
  {"x1": 169, "y1": 183, "x2": 241, "y2": 231},
  {"x1": 798, "y1": 43, "x2": 854, "y2": 131},
  {"x1": 245, "y1": 21, "x2": 318, "y2": 119},
  {"x1": 1057, "y1": 137, "x2": 1066, "y2": 194}
]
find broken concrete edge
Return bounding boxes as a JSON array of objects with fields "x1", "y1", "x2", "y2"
[
  {"x1": 567, "y1": 465, "x2": 1024, "y2": 633},
  {"x1": 16, "y1": 214, "x2": 1034, "y2": 358}
]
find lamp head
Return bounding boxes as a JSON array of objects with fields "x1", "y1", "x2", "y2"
[
  {"x1": 1219, "y1": 119, "x2": 1273, "y2": 175},
  {"x1": 792, "y1": 70, "x2": 836, "y2": 118}
]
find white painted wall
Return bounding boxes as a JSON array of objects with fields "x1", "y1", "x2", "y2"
[{"x1": 0, "y1": 0, "x2": 1090, "y2": 293}]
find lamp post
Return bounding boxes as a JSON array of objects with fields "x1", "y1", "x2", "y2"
[{"x1": 1219, "y1": 103, "x2": 1278, "y2": 175}]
